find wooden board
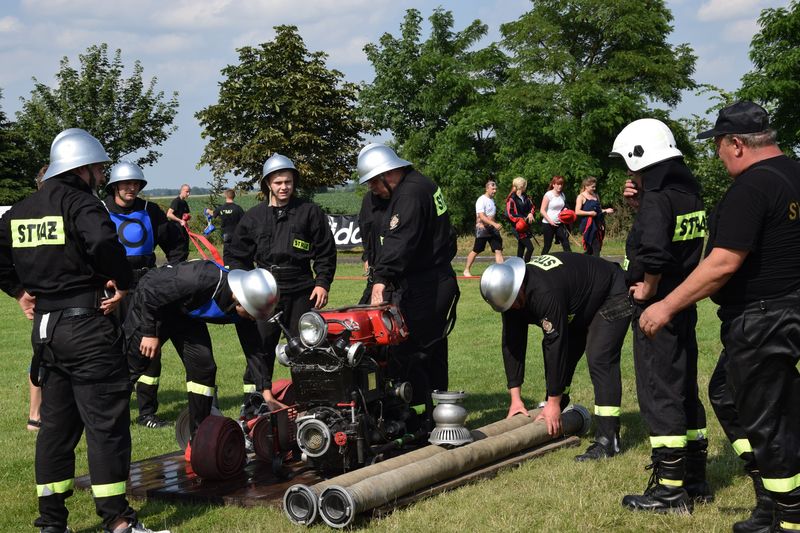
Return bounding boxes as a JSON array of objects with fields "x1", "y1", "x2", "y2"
[{"x1": 75, "y1": 436, "x2": 579, "y2": 511}]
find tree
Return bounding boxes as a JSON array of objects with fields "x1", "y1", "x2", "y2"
[
  {"x1": 495, "y1": 0, "x2": 697, "y2": 202},
  {"x1": 0, "y1": 90, "x2": 38, "y2": 204},
  {"x1": 739, "y1": 0, "x2": 800, "y2": 154},
  {"x1": 360, "y1": 8, "x2": 508, "y2": 231},
  {"x1": 15, "y1": 44, "x2": 179, "y2": 170},
  {"x1": 196, "y1": 26, "x2": 363, "y2": 191}
]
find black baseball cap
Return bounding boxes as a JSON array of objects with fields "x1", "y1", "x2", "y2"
[{"x1": 697, "y1": 101, "x2": 770, "y2": 139}]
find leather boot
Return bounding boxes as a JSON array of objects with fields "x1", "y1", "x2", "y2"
[
  {"x1": 732, "y1": 473, "x2": 775, "y2": 533},
  {"x1": 575, "y1": 416, "x2": 620, "y2": 462},
  {"x1": 684, "y1": 438, "x2": 714, "y2": 503},
  {"x1": 772, "y1": 489, "x2": 800, "y2": 533},
  {"x1": 622, "y1": 451, "x2": 693, "y2": 514}
]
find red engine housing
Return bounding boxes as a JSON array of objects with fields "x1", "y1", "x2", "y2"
[{"x1": 320, "y1": 303, "x2": 409, "y2": 346}]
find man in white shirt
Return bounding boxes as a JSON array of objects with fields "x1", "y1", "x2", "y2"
[{"x1": 464, "y1": 180, "x2": 504, "y2": 276}]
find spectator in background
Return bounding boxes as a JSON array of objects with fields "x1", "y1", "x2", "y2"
[
  {"x1": 464, "y1": 179, "x2": 504, "y2": 277},
  {"x1": 205, "y1": 189, "x2": 245, "y2": 267},
  {"x1": 505, "y1": 177, "x2": 536, "y2": 262},
  {"x1": 540, "y1": 176, "x2": 572, "y2": 254},
  {"x1": 166, "y1": 184, "x2": 191, "y2": 261},
  {"x1": 575, "y1": 177, "x2": 615, "y2": 256}
]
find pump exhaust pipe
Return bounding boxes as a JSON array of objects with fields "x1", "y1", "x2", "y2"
[
  {"x1": 317, "y1": 405, "x2": 590, "y2": 528},
  {"x1": 283, "y1": 405, "x2": 590, "y2": 526}
]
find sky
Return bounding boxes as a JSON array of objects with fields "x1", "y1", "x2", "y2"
[{"x1": 0, "y1": 0, "x2": 793, "y2": 190}]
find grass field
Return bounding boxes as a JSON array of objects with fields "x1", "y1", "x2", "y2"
[{"x1": 0, "y1": 258, "x2": 755, "y2": 532}]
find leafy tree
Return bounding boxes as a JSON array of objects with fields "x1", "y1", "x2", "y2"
[
  {"x1": 360, "y1": 8, "x2": 508, "y2": 231},
  {"x1": 739, "y1": 0, "x2": 800, "y2": 154},
  {"x1": 15, "y1": 44, "x2": 179, "y2": 170},
  {"x1": 496, "y1": 0, "x2": 697, "y2": 203},
  {"x1": 196, "y1": 25, "x2": 363, "y2": 191},
  {"x1": 0, "y1": 90, "x2": 38, "y2": 204}
]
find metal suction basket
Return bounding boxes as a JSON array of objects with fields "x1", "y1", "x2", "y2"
[{"x1": 429, "y1": 390, "x2": 473, "y2": 447}]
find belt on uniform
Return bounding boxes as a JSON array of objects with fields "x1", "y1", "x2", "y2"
[
  {"x1": 61, "y1": 307, "x2": 99, "y2": 318},
  {"x1": 719, "y1": 290, "x2": 800, "y2": 318}
]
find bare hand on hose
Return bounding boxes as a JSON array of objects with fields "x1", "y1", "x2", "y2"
[
  {"x1": 262, "y1": 390, "x2": 287, "y2": 412},
  {"x1": 506, "y1": 399, "x2": 530, "y2": 419},
  {"x1": 139, "y1": 336, "x2": 161, "y2": 359},
  {"x1": 100, "y1": 280, "x2": 127, "y2": 315},
  {"x1": 535, "y1": 397, "x2": 563, "y2": 436}
]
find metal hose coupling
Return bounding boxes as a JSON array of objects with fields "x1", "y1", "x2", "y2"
[{"x1": 283, "y1": 484, "x2": 319, "y2": 526}]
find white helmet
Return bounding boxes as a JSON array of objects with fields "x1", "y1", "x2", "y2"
[
  {"x1": 227, "y1": 268, "x2": 279, "y2": 319},
  {"x1": 609, "y1": 118, "x2": 682, "y2": 172},
  {"x1": 106, "y1": 161, "x2": 147, "y2": 193},
  {"x1": 357, "y1": 144, "x2": 411, "y2": 185},
  {"x1": 480, "y1": 257, "x2": 527, "y2": 312},
  {"x1": 42, "y1": 128, "x2": 110, "y2": 180},
  {"x1": 262, "y1": 153, "x2": 297, "y2": 179}
]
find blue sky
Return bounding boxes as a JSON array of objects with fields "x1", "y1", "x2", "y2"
[{"x1": 0, "y1": 0, "x2": 792, "y2": 189}]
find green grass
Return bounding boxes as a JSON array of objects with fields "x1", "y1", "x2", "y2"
[{"x1": 0, "y1": 261, "x2": 753, "y2": 532}]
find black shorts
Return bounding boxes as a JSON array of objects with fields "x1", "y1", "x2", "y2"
[{"x1": 472, "y1": 232, "x2": 503, "y2": 253}]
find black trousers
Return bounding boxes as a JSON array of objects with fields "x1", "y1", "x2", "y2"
[
  {"x1": 550, "y1": 278, "x2": 628, "y2": 439},
  {"x1": 632, "y1": 304, "x2": 706, "y2": 455},
  {"x1": 541, "y1": 223, "x2": 571, "y2": 254},
  {"x1": 390, "y1": 267, "x2": 459, "y2": 409},
  {"x1": 128, "y1": 315, "x2": 217, "y2": 439},
  {"x1": 33, "y1": 311, "x2": 136, "y2": 531},
  {"x1": 712, "y1": 295, "x2": 800, "y2": 501},
  {"x1": 515, "y1": 237, "x2": 534, "y2": 262},
  {"x1": 237, "y1": 288, "x2": 313, "y2": 394}
]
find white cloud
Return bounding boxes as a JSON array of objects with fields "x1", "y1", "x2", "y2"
[
  {"x1": 722, "y1": 18, "x2": 761, "y2": 43},
  {"x1": 697, "y1": 0, "x2": 765, "y2": 21},
  {"x1": 0, "y1": 16, "x2": 23, "y2": 32}
]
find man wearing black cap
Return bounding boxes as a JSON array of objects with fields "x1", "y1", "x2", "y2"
[{"x1": 641, "y1": 101, "x2": 800, "y2": 532}]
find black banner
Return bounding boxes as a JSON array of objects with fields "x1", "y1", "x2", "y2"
[{"x1": 327, "y1": 214, "x2": 362, "y2": 250}]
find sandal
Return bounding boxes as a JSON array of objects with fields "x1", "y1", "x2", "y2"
[{"x1": 27, "y1": 419, "x2": 41, "y2": 431}]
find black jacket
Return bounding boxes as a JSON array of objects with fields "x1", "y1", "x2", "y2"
[
  {"x1": 625, "y1": 159, "x2": 706, "y2": 298},
  {"x1": 0, "y1": 173, "x2": 132, "y2": 310},
  {"x1": 501, "y1": 253, "x2": 625, "y2": 396},
  {"x1": 373, "y1": 169, "x2": 457, "y2": 285},
  {"x1": 104, "y1": 196, "x2": 181, "y2": 268},
  {"x1": 123, "y1": 260, "x2": 236, "y2": 339},
  {"x1": 225, "y1": 197, "x2": 336, "y2": 293}
]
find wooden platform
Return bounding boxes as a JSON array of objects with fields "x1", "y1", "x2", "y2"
[{"x1": 75, "y1": 436, "x2": 580, "y2": 511}]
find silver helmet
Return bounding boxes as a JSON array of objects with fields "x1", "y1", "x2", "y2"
[
  {"x1": 609, "y1": 118, "x2": 683, "y2": 172},
  {"x1": 42, "y1": 128, "x2": 111, "y2": 181},
  {"x1": 106, "y1": 161, "x2": 147, "y2": 193},
  {"x1": 356, "y1": 144, "x2": 411, "y2": 185},
  {"x1": 480, "y1": 257, "x2": 527, "y2": 312},
  {"x1": 227, "y1": 268, "x2": 279, "y2": 320},
  {"x1": 262, "y1": 153, "x2": 297, "y2": 179}
]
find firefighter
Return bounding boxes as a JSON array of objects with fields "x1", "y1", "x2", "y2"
[
  {"x1": 356, "y1": 144, "x2": 459, "y2": 423},
  {"x1": 610, "y1": 118, "x2": 710, "y2": 513},
  {"x1": 0, "y1": 128, "x2": 166, "y2": 533},
  {"x1": 357, "y1": 143, "x2": 390, "y2": 304},
  {"x1": 640, "y1": 102, "x2": 800, "y2": 532},
  {"x1": 204, "y1": 189, "x2": 245, "y2": 267},
  {"x1": 124, "y1": 262, "x2": 278, "y2": 459},
  {"x1": 226, "y1": 153, "x2": 336, "y2": 414},
  {"x1": 104, "y1": 161, "x2": 182, "y2": 429},
  {"x1": 480, "y1": 254, "x2": 630, "y2": 460}
]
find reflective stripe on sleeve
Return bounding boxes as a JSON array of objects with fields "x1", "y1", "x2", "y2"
[
  {"x1": 243, "y1": 384, "x2": 257, "y2": 394},
  {"x1": 732, "y1": 438, "x2": 753, "y2": 456}
]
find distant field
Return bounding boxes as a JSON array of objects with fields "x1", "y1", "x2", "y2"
[{"x1": 146, "y1": 190, "x2": 363, "y2": 216}]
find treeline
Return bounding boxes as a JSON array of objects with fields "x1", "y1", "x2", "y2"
[{"x1": 1, "y1": 1, "x2": 799, "y2": 233}]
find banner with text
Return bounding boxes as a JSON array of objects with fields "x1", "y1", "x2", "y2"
[{"x1": 327, "y1": 214, "x2": 362, "y2": 250}]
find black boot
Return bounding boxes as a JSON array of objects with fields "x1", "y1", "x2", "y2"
[
  {"x1": 622, "y1": 452, "x2": 693, "y2": 514},
  {"x1": 575, "y1": 416, "x2": 620, "y2": 462},
  {"x1": 684, "y1": 438, "x2": 714, "y2": 503},
  {"x1": 733, "y1": 473, "x2": 775, "y2": 533},
  {"x1": 771, "y1": 489, "x2": 800, "y2": 533}
]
